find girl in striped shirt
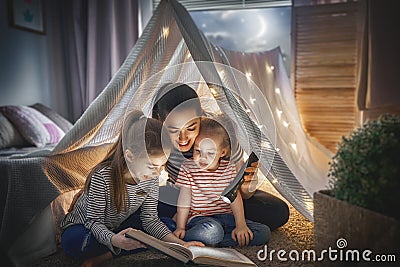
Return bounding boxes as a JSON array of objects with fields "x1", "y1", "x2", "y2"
[
  {"x1": 164, "y1": 117, "x2": 271, "y2": 247},
  {"x1": 60, "y1": 111, "x2": 203, "y2": 267}
]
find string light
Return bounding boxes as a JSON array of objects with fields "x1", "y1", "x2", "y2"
[
  {"x1": 282, "y1": 121, "x2": 289, "y2": 127},
  {"x1": 261, "y1": 141, "x2": 272, "y2": 149},
  {"x1": 275, "y1": 88, "x2": 281, "y2": 94},
  {"x1": 276, "y1": 108, "x2": 283, "y2": 119},
  {"x1": 245, "y1": 72, "x2": 252, "y2": 79},
  {"x1": 209, "y1": 87, "x2": 218, "y2": 97},
  {"x1": 290, "y1": 143, "x2": 297, "y2": 152},
  {"x1": 250, "y1": 97, "x2": 256, "y2": 105},
  {"x1": 162, "y1": 27, "x2": 169, "y2": 38}
]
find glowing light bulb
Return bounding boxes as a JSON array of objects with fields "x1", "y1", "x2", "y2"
[
  {"x1": 290, "y1": 143, "x2": 297, "y2": 152},
  {"x1": 270, "y1": 65, "x2": 275, "y2": 71},
  {"x1": 272, "y1": 178, "x2": 278, "y2": 184},
  {"x1": 250, "y1": 97, "x2": 256, "y2": 105},
  {"x1": 246, "y1": 72, "x2": 252, "y2": 79},
  {"x1": 261, "y1": 141, "x2": 271, "y2": 149},
  {"x1": 282, "y1": 121, "x2": 289, "y2": 127},
  {"x1": 276, "y1": 147, "x2": 280, "y2": 152},
  {"x1": 245, "y1": 108, "x2": 251, "y2": 113},
  {"x1": 162, "y1": 27, "x2": 169, "y2": 38},
  {"x1": 210, "y1": 87, "x2": 218, "y2": 97},
  {"x1": 275, "y1": 88, "x2": 281, "y2": 94},
  {"x1": 186, "y1": 53, "x2": 192, "y2": 59},
  {"x1": 257, "y1": 124, "x2": 263, "y2": 129},
  {"x1": 276, "y1": 108, "x2": 283, "y2": 119}
]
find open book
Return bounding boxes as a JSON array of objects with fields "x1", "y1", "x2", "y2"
[{"x1": 125, "y1": 229, "x2": 257, "y2": 267}]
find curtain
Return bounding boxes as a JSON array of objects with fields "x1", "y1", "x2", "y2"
[{"x1": 62, "y1": 0, "x2": 139, "y2": 121}]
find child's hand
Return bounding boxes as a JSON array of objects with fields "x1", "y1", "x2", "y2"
[
  {"x1": 231, "y1": 225, "x2": 254, "y2": 247},
  {"x1": 112, "y1": 228, "x2": 147, "y2": 250},
  {"x1": 173, "y1": 228, "x2": 186, "y2": 239},
  {"x1": 182, "y1": 241, "x2": 205, "y2": 248}
]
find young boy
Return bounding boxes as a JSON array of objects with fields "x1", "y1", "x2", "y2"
[{"x1": 164, "y1": 116, "x2": 270, "y2": 247}]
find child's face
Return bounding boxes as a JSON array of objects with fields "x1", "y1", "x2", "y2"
[
  {"x1": 127, "y1": 152, "x2": 168, "y2": 182},
  {"x1": 193, "y1": 134, "x2": 226, "y2": 171},
  {"x1": 164, "y1": 108, "x2": 201, "y2": 152}
]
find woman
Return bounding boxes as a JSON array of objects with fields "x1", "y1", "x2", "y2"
[{"x1": 152, "y1": 83, "x2": 289, "y2": 231}]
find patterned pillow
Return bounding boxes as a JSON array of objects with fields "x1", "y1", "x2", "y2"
[
  {"x1": 30, "y1": 103, "x2": 73, "y2": 133},
  {"x1": 0, "y1": 113, "x2": 29, "y2": 149},
  {"x1": 0, "y1": 105, "x2": 65, "y2": 147}
]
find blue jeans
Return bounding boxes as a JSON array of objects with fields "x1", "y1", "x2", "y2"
[
  {"x1": 158, "y1": 185, "x2": 289, "y2": 231},
  {"x1": 162, "y1": 214, "x2": 271, "y2": 247},
  {"x1": 61, "y1": 214, "x2": 145, "y2": 261}
]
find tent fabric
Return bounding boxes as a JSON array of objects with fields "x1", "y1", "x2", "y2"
[{"x1": 1, "y1": 0, "x2": 332, "y2": 263}]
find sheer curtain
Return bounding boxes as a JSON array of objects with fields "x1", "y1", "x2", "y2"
[{"x1": 61, "y1": 0, "x2": 139, "y2": 121}]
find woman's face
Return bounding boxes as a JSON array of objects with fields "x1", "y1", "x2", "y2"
[{"x1": 163, "y1": 108, "x2": 201, "y2": 152}]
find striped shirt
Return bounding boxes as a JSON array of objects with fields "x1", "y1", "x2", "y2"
[
  {"x1": 60, "y1": 166, "x2": 171, "y2": 255},
  {"x1": 176, "y1": 159, "x2": 237, "y2": 220},
  {"x1": 166, "y1": 138, "x2": 243, "y2": 183}
]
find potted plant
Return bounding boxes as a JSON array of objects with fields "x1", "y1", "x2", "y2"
[{"x1": 314, "y1": 113, "x2": 400, "y2": 265}]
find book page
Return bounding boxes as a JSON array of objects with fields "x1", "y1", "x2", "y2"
[
  {"x1": 188, "y1": 246, "x2": 256, "y2": 267},
  {"x1": 125, "y1": 229, "x2": 192, "y2": 263}
]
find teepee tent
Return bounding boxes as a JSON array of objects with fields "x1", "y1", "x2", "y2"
[
  {"x1": 51, "y1": 0, "x2": 332, "y2": 219},
  {"x1": 1, "y1": 0, "x2": 332, "y2": 264}
]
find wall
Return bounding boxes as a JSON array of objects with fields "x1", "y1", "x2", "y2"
[
  {"x1": 367, "y1": 0, "x2": 400, "y2": 109},
  {"x1": 0, "y1": 0, "x2": 70, "y2": 120}
]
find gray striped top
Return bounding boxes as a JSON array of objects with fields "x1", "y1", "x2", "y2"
[{"x1": 60, "y1": 166, "x2": 171, "y2": 255}]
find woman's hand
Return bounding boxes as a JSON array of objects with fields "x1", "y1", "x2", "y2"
[
  {"x1": 173, "y1": 228, "x2": 186, "y2": 239},
  {"x1": 231, "y1": 224, "x2": 254, "y2": 247},
  {"x1": 68, "y1": 189, "x2": 83, "y2": 212},
  {"x1": 111, "y1": 228, "x2": 147, "y2": 250},
  {"x1": 241, "y1": 162, "x2": 259, "y2": 198}
]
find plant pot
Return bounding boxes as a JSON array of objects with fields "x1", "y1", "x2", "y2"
[{"x1": 313, "y1": 190, "x2": 399, "y2": 266}]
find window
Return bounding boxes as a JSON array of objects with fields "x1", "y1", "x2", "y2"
[{"x1": 189, "y1": 7, "x2": 292, "y2": 74}]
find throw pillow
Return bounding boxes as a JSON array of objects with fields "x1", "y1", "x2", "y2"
[
  {"x1": 0, "y1": 113, "x2": 29, "y2": 148},
  {"x1": 30, "y1": 103, "x2": 73, "y2": 133},
  {"x1": 0, "y1": 105, "x2": 65, "y2": 147}
]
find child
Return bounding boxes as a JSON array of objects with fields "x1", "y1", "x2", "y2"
[
  {"x1": 166, "y1": 116, "x2": 271, "y2": 247},
  {"x1": 60, "y1": 110, "x2": 203, "y2": 267}
]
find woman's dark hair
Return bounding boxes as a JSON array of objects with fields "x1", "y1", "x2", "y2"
[{"x1": 152, "y1": 83, "x2": 203, "y2": 122}]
